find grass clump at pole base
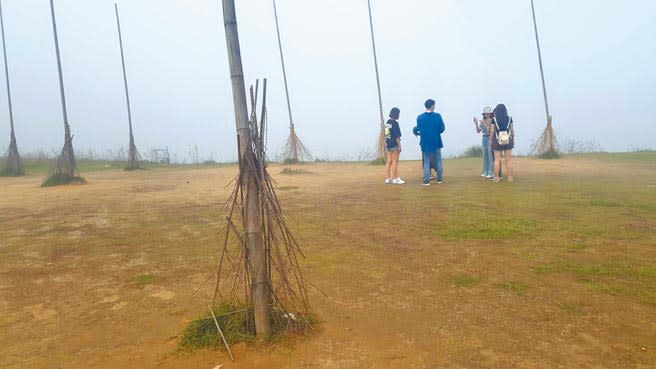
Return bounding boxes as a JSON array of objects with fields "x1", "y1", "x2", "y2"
[
  {"x1": 180, "y1": 302, "x2": 316, "y2": 351},
  {"x1": 532, "y1": 116, "x2": 560, "y2": 159},
  {"x1": 2, "y1": 139, "x2": 23, "y2": 176}
]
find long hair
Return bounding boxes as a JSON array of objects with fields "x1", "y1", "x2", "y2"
[{"x1": 493, "y1": 104, "x2": 510, "y2": 126}]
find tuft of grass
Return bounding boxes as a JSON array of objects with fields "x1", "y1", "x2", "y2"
[
  {"x1": 280, "y1": 168, "x2": 311, "y2": 175},
  {"x1": 585, "y1": 281, "x2": 625, "y2": 296},
  {"x1": 0, "y1": 169, "x2": 24, "y2": 177},
  {"x1": 460, "y1": 145, "x2": 483, "y2": 158},
  {"x1": 537, "y1": 150, "x2": 560, "y2": 159},
  {"x1": 435, "y1": 216, "x2": 538, "y2": 240},
  {"x1": 534, "y1": 262, "x2": 656, "y2": 305},
  {"x1": 278, "y1": 186, "x2": 300, "y2": 191},
  {"x1": 558, "y1": 303, "x2": 582, "y2": 314},
  {"x1": 497, "y1": 281, "x2": 529, "y2": 295},
  {"x1": 180, "y1": 302, "x2": 316, "y2": 351},
  {"x1": 135, "y1": 274, "x2": 157, "y2": 285},
  {"x1": 283, "y1": 158, "x2": 300, "y2": 165},
  {"x1": 589, "y1": 200, "x2": 622, "y2": 207},
  {"x1": 369, "y1": 158, "x2": 385, "y2": 166},
  {"x1": 453, "y1": 275, "x2": 481, "y2": 286},
  {"x1": 533, "y1": 262, "x2": 656, "y2": 278},
  {"x1": 41, "y1": 173, "x2": 86, "y2": 187},
  {"x1": 568, "y1": 243, "x2": 588, "y2": 251}
]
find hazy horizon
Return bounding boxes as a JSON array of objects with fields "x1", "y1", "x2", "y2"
[{"x1": 1, "y1": 0, "x2": 655, "y2": 163}]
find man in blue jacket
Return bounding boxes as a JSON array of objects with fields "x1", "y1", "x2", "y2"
[{"x1": 413, "y1": 99, "x2": 445, "y2": 185}]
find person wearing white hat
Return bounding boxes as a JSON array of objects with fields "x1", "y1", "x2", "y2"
[{"x1": 474, "y1": 106, "x2": 495, "y2": 178}]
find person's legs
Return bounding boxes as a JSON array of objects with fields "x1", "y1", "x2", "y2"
[
  {"x1": 435, "y1": 149, "x2": 444, "y2": 182},
  {"x1": 482, "y1": 136, "x2": 490, "y2": 176},
  {"x1": 422, "y1": 151, "x2": 431, "y2": 183},
  {"x1": 489, "y1": 144, "x2": 496, "y2": 177},
  {"x1": 391, "y1": 151, "x2": 400, "y2": 179},
  {"x1": 385, "y1": 152, "x2": 392, "y2": 177},
  {"x1": 506, "y1": 149, "x2": 513, "y2": 181},
  {"x1": 494, "y1": 150, "x2": 502, "y2": 180}
]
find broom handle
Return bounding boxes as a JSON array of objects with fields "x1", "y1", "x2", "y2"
[
  {"x1": 530, "y1": 0, "x2": 551, "y2": 124},
  {"x1": 367, "y1": 0, "x2": 385, "y2": 136},
  {"x1": 0, "y1": 0, "x2": 15, "y2": 138},
  {"x1": 272, "y1": 0, "x2": 294, "y2": 130}
]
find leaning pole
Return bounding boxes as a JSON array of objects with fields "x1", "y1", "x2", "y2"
[
  {"x1": 273, "y1": 0, "x2": 294, "y2": 137},
  {"x1": 0, "y1": 0, "x2": 23, "y2": 176},
  {"x1": 114, "y1": 3, "x2": 141, "y2": 170},
  {"x1": 366, "y1": 0, "x2": 385, "y2": 161},
  {"x1": 221, "y1": 0, "x2": 271, "y2": 337},
  {"x1": 530, "y1": 0, "x2": 550, "y2": 125}
]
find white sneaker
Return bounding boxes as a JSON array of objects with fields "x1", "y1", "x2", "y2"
[
  {"x1": 392, "y1": 178, "x2": 406, "y2": 185},
  {"x1": 384, "y1": 178, "x2": 392, "y2": 184},
  {"x1": 481, "y1": 173, "x2": 486, "y2": 177}
]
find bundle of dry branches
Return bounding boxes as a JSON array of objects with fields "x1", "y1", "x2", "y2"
[
  {"x1": 2, "y1": 133, "x2": 23, "y2": 176},
  {"x1": 532, "y1": 115, "x2": 559, "y2": 158},
  {"x1": 125, "y1": 133, "x2": 142, "y2": 170},
  {"x1": 214, "y1": 80, "x2": 311, "y2": 331},
  {"x1": 283, "y1": 125, "x2": 311, "y2": 163},
  {"x1": 42, "y1": 127, "x2": 85, "y2": 186}
]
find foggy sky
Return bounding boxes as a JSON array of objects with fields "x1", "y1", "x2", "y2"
[{"x1": 1, "y1": 0, "x2": 655, "y2": 162}]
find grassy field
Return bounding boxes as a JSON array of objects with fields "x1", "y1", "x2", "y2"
[{"x1": 0, "y1": 153, "x2": 655, "y2": 368}]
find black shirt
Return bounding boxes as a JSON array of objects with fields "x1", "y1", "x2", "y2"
[{"x1": 385, "y1": 119, "x2": 402, "y2": 149}]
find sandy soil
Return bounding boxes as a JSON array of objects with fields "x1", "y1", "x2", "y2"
[{"x1": 0, "y1": 156, "x2": 655, "y2": 369}]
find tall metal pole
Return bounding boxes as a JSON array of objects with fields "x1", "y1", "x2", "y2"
[
  {"x1": 49, "y1": 0, "x2": 71, "y2": 140},
  {"x1": 114, "y1": 4, "x2": 135, "y2": 146},
  {"x1": 272, "y1": 0, "x2": 294, "y2": 130},
  {"x1": 221, "y1": 0, "x2": 271, "y2": 337},
  {"x1": 366, "y1": 0, "x2": 385, "y2": 159},
  {"x1": 530, "y1": 0, "x2": 551, "y2": 124},
  {"x1": 0, "y1": 0, "x2": 15, "y2": 143}
]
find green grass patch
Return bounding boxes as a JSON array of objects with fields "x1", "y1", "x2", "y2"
[
  {"x1": 534, "y1": 262, "x2": 656, "y2": 278},
  {"x1": 369, "y1": 158, "x2": 386, "y2": 166},
  {"x1": 278, "y1": 186, "x2": 300, "y2": 191},
  {"x1": 180, "y1": 302, "x2": 316, "y2": 351},
  {"x1": 589, "y1": 200, "x2": 622, "y2": 207},
  {"x1": 280, "y1": 168, "x2": 311, "y2": 175},
  {"x1": 558, "y1": 303, "x2": 582, "y2": 313},
  {"x1": 460, "y1": 145, "x2": 483, "y2": 158},
  {"x1": 537, "y1": 150, "x2": 561, "y2": 159},
  {"x1": 41, "y1": 173, "x2": 86, "y2": 187},
  {"x1": 567, "y1": 243, "x2": 588, "y2": 251},
  {"x1": 135, "y1": 274, "x2": 157, "y2": 285},
  {"x1": 453, "y1": 275, "x2": 481, "y2": 286},
  {"x1": 535, "y1": 262, "x2": 656, "y2": 305},
  {"x1": 497, "y1": 281, "x2": 529, "y2": 295},
  {"x1": 585, "y1": 281, "x2": 625, "y2": 296},
  {"x1": 435, "y1": 215, "x2": 538, "y2": 240}
]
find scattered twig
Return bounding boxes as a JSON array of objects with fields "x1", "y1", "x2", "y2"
[{"x1": 208, "y1": 305, "x2": 234, "y2": 362}]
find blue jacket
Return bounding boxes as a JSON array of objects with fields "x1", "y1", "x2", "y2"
[{"x1": 414, "y1": 112, "x2": 445, "y2": 152}]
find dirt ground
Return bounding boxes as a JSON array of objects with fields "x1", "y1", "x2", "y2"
[{"x1": 1, "y1": 154, "x2": 655, "y2": 369}]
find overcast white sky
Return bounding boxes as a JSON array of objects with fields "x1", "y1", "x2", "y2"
[{"x1": 1, "y1": 0, "x2": 655, "y2": 162}]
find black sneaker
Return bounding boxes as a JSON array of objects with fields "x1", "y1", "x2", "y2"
[
  {"x1": 436, "y1": 178, "x2": 443, "y2": 184},
  {"x1": 422, "y1": 180, "x2": 430, "y2": 186}
]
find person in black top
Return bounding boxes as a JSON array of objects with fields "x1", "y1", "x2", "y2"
[
  {"x1": 384, "y1": 107, "x2": 405, "y2": 184},
  {"x1": 490, "y1": 104, "x2": 515, "y2": 183}
]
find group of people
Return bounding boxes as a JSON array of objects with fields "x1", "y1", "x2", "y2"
[{"x1": 383, "y1": 100, "x2": 515, "y2": 185}]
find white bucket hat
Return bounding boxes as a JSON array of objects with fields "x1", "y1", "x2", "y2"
[{"x1": 483, "y1": 106, "x2": 493, "y2": 114}]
